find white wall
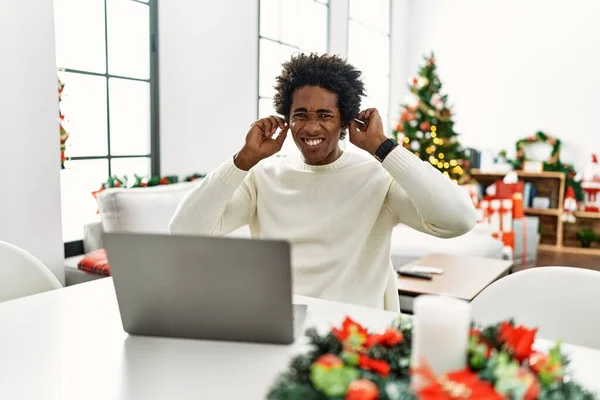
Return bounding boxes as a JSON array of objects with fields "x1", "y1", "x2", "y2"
[
  {"x1": 329, "y1": 0, "x2": 350, "y2": 56},
  {"x1": 389, "y1": 0, "x2": 410, "y2": 130},
  {"x1": 160, "y1": 0, "x2": 404, "y2": 174},
  {"x1": 405, "y1": 0, "x2": 600, "y2": 172},
  {"x1": 0, "y1": 0, "x2": 64, "y2": 283},
  {"x1": 159, "y1": 0, "x2": 259, "y2": 176}
]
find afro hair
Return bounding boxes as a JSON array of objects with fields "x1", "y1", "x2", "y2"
[{"x1": 273, "y1": 53, "x2": 365, "y2": 139}]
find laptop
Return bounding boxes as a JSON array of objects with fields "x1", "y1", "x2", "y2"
[{"x1": 103, "y1": 232, "x2": 306, "y2": 345}]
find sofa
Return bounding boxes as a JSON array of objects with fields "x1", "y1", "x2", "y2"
[{"x1": 65, "y1": 181, "x2": 504, "y2": 285}]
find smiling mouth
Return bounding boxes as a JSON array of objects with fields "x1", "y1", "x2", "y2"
[{"x1": 303, "y1": 138, "x2": 324, "y2": 147}]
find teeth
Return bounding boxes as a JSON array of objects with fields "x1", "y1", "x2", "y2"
[{"x1": 306, "y1": 139, "x2": 323, "y2": 146}]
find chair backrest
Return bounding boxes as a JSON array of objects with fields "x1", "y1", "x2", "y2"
[
  {"x1": 471, "y1": 266, "x2": 600, "y2": 349},
  {"x1": 0, "y1": 241, "x2": 62, "y2": 303}
]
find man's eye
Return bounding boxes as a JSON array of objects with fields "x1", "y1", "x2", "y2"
[
  {"x1": 320, "y1": 114, "x2": 332, "y2": 119},
  {"x1": 294, "y1": 113, "x2": 307, "y2": 119}
]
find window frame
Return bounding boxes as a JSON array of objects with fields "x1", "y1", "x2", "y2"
[
  {"x1": 61, "y1": 0, "x2": 160, "y2": 257},
  {"x1": 256, "y1": 0, "x2": 331, "y2": 120},
  {"x1": 346, "y1": 0, "x2": 393, "y2": 131}
]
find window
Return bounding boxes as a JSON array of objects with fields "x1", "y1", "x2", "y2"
[
  {"x1": 258, "y1": 0, "x2": 330, "y2": 156},
  {"x1": 54, "y1": 0, "x2": 159, "y2": 248},
  {"x1": 347, "y1": 0, "x2": 391, "y2": 147}
]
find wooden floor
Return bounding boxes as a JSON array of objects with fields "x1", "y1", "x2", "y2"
[{"x1": 515, "y1": 250, "x2": 600, "y2": 272}]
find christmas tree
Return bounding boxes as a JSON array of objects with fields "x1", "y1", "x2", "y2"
[{"x1": 392, "y1": 53, "x2": 467, "y2": 182}]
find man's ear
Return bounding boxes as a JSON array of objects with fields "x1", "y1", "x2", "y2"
[{"x1": 340, "y1": 120, "x2": 350, "y2": 137}]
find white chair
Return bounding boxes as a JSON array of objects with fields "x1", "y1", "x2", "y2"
[
  {"x1": 471, "y1": 266, "x2": 600, "y2": 349},
  {"x1": 0, "y1": 240, "x2": 62, "y2": 302}
]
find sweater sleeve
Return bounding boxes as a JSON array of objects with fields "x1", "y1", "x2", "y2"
[
  {"x1": 381, "y1": 145, "x2": 476, "y2": 238},
  {"x1": 168, "y1": 157, "x2": 256, "y2": 236}
]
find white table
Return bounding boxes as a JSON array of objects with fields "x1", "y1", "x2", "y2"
[{"x1": 0, "y1": 279, "x2": 598, "y2": 399}]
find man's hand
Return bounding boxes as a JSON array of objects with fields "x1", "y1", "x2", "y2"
[
  {"x1": 349, "y1": 108, "x2": 388, "y2": 156},
  {"x1": 234, "y1": 116, "x2": 289, "y2": 170}
]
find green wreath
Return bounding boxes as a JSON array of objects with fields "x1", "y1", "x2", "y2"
[
  {"x1": 512, "y1": 131, "x2": 561, "y2": 169},
  {"x1": 511, "y1": 131, "x2": 583, "y2": 202}
]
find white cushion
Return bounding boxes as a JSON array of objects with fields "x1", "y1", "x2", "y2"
[
  {"x1": 93, "y1": 181, "x2": 252, "y2": 239},
  {"x1": 95, "y1": 182, "x2": 196, "y2": 233},
  {"x1": 83, "y1": 221, "x2": 104, "y2": 252},
  {"x1": 390, "y1": 223, "x2": 503, "y2": 267}
]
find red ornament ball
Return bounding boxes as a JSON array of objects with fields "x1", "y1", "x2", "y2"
[{"x1": 346, "y1": 379, "x2": 378, "y2": 400}]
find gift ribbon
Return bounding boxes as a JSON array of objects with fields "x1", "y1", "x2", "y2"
[{"x1": 521, "y1": 217, "x2": 527, "y2": 265}]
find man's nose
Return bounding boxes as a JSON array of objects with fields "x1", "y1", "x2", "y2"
[{"x1": 304, "y1": 118, "x2": 320, "y2": 134}]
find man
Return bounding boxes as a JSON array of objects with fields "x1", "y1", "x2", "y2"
[{"x1": 169, "y1": 54, "x2": 476, "y2": 312}]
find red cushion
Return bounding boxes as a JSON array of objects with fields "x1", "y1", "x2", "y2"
[{"x1": 77, "y1": 249, "x2": 111, "y2": 276}]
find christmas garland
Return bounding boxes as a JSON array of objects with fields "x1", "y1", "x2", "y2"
[
  {"x1": 92, "y1": 172, "x2": 206, "y2": 198},
  {"x1": 58, "y1": 77, "x2": 69, "y2": 169},
  {"x1": 511, "y1": 131, "x2": 583, "y2": 201},
  {"x1": 267, "y1": 317, "x2": 594, "y2": 399}
]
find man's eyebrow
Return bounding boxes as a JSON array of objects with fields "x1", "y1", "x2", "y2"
[
  {"x1": 316, "y1": 109, "x2": 334, "y2": 114},
  {"x1": 292, "y1": 107, "x2": 308, "y2": 113}
]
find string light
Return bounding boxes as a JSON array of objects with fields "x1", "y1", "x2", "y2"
[
  {"x1": 426, "y1": 147, "x2": 433, "y2": 154},
  {"x1": 438, "y1": 139, "x2": 444, "y2": 145},
  {"x1": 429, "y1": 156, "x2": 437, "y2": 164},
  {"x1": 443, "y1": 172, "x2": 450, "y2": 178},
  {"x1": 438, "y1": 153, "x2": 445, "y2": 159},
  {"x1": 444, "y1": 162, "x2": 450, "y2": 169},
  {"x1": 431, "y1": 132, "x2": 437, "y2": 138},
  {"x1": 437, "y1": 162, "x2": 444, "y2": 168},
  {"x1": 431, "y1": 125, "x2": 437, "y2": 132},
  {"x1": 415, "y1": 152, "x2": 420, "y2": 158},
  {"x1": 450, "y1": 160, "x2": 458, "y2": 167},
  {"x1": 403, "y1": 137, "x2": 410, "y2": 144}
]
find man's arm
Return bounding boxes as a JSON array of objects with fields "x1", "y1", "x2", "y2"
[
  {"x1": 168, "y1": 159, "x2": 255, "y2": 236},
  {"x1": 381, "y1": 146, "x2": 476, "y2": 238},
  {"x1": 349, "y1": 108, "x2": 476, "y2": 238},
  {"x1": 169, "y1": 115, "x2": 289, "y2": 236}
]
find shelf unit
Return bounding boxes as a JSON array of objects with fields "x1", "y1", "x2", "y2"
[
  {"x1": 470, "y1": 169, "x2": 600, "y2": 256},
  {"x1": 574, "y1": 211, "x2": 600, "y2": 220},
  {"x1": 524, "y1": 208, "x2": 561, "y2": 216}
]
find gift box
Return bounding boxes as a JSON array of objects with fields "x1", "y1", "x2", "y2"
[
  {"x1": 481, "y1": 196, "x2": 513, "y2": 233},
  {"x1": 513, "y1": 216, "x2": 540, "y2": 266},
  {"x1": 495, "y1": 180, "x2": 525, "y2": 218}
]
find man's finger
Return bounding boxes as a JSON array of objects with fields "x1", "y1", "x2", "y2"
[
  {"x1": 275, "y1": 124, "x2": 288, "y2": 145},
  {"x1": 268, "y1": 116, "x2": 280, "y2": 137},
  {"x1": 274, "y1": 116, "x2": 286, "y2": 131},
  {"x1": 261, "y1": 117, "x2": 273, "y2": 135},
  {"x1": 348, "y1": 121, "x2": 360, "y2": 138}
]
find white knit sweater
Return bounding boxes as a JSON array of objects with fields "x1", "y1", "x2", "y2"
[{"x1": 169, "y1": 146, "x2": 476, "y2": 312}]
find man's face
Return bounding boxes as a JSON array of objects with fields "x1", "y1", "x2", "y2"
[{"x1": 289, "y1": 86, "x2": 343, "y2": 165}]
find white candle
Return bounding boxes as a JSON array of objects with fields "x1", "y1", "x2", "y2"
[{"x1": 411, "y1": 295, "x2": 471, "y2": 379}]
